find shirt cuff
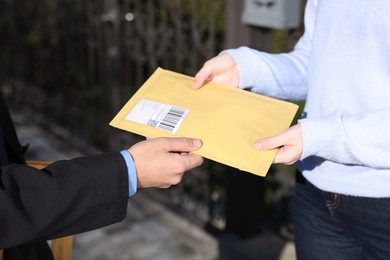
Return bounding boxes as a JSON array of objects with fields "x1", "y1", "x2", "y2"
[{"x1": 120, "y1": 150, "x2": 137, "y2": 196}]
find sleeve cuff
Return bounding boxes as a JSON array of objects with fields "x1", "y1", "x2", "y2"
[
  {"x1": 120, "y1": 150, "x2": 137, "y2": 196},
  {"x1": 298, "y1": 117, "x2": 335, "y2": 160}
]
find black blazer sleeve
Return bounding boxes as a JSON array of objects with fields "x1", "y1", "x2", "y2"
[{"x1": 0, "y1": 152, "x2": 129, "y2": 248}]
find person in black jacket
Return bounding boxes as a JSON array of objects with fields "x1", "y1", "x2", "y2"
[{"x1": 0, "y1": 92, "x2": 203, "y2": 260}]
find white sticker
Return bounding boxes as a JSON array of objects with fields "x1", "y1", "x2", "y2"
[{"x1": 125, "y1": 99, "x2": 189, "y2": 133}]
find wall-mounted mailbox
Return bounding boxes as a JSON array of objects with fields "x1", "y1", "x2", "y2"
[{"x1": 242, "y1": 0, "x2": 301, "y2": 30}]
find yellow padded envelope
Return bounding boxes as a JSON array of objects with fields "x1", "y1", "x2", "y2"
[{"x1": 110, "y1": 68, "x2": 298, "y2": 177}]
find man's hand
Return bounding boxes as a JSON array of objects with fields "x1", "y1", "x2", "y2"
[
  {"x1": 192, "y1": 53, "x2": 240, "y2": 89},
  {"x1": 128, "y1": 137, "x2": 203, "y2": 188},
  {"x1": 254, "y1": 124, "x2": 303, "y2": 165}
]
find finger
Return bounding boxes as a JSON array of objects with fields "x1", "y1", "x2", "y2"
[
  {"x1": 273, "y1": 147, "x2": 290, "y2": 164},
  {"x1": 273, "y1": 146, "x2": 299, "y2": 165},
  {"x1": 181, "y1": 153, "x2": 204, "y2": 169}
]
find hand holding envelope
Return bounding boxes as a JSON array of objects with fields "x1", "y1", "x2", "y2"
[{"x1": 110, "y1": 68, "x2": 298, "y2": 177}]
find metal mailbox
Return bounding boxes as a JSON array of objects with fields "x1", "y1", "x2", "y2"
[{"x1": 242, "y1": 0, "x2": 301, "y2": 29}]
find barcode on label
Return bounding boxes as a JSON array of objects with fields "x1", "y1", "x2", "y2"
[
  {"x1": 158, "y1": 107, "x2": 187, "y2": 133},
  {"x1": 125, "y1": 99, "x2": 189, "y2": 134}
]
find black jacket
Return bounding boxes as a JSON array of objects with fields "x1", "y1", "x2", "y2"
[{"x1": 0, "y1": 93, "x2": 128, "y2": 259}]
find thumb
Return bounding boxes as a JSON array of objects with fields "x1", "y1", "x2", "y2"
[
  {"x1": 192, "y1": 77, "x2": 207, "y2": 90},
  {"x1": 253, "y1": 134, "x2": 284, "y2": 151},
  {"x1": 192, "y1": 71, "x2": 211, "y2": 90},
  {"x1": 192, "y1": 65, "x2": 215, "y2": 90},
  {"x1": 168, "y1": 138, "x2": 203, "y2": 152}
]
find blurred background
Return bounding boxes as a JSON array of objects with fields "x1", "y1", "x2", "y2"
[{"x1": 0, "y1": 0, "x2": 306, "y2": 259}]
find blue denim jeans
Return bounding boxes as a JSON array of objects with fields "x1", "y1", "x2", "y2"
[{"x1": 293, "y1": 175, "x2": 390, "y2": 260}]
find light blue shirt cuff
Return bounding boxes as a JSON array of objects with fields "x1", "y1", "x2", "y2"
[{"x1": 120, "y1": 150, "x2": 137, "y2": 196}]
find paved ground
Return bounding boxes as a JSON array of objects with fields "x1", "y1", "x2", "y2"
[{"x1": 12, "y1": 112, "x2": 296, "y2": 260}]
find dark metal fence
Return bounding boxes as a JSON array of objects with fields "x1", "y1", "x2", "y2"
[{"x1": 1, "y1": 0, "x2": 225, "y2": 147}]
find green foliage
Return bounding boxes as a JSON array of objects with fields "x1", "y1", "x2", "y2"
[{"x1": 270, "y1": 30, "x2": 290, "y2": 53}]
